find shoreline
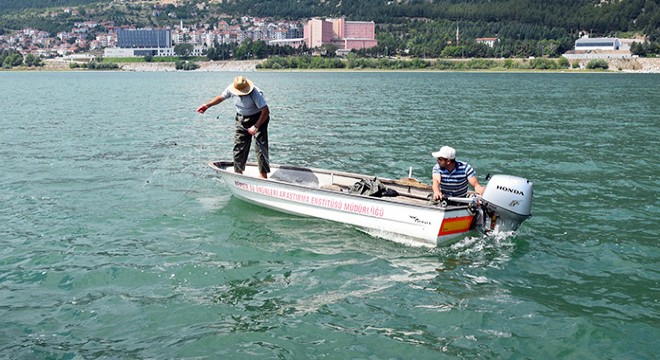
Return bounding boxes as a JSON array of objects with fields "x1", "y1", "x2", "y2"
[{"x1": 11, "y1": 57, "x2": 660, "y2": 73}]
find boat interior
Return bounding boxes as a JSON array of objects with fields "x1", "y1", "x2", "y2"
[{"x1": 210, "y1": 161, "x2": 469, "y2": 209}]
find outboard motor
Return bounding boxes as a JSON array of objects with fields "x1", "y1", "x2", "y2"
[{"x1": 480, "y1": 175, "x2": 533, "y2": 233}]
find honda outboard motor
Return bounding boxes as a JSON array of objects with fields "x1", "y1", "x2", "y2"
[{"x1": 480, "y1": 175, "x2": 533, "y2": 233}]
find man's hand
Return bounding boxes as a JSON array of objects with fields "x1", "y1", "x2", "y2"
[
  {"x1": 196, "y1": 104, "x2": 208, "y2": 114},
  {"x1": 248, "y1": 125, "x2": 258, "y2": 135}
]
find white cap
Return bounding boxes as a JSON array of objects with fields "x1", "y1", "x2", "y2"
[{"x1": 431, "y1": 146, "x2": 456, "y2": 160}]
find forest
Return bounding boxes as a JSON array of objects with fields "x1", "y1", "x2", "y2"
[
  {"x1": 1, "y1": 0, "x2": 658, "y2": 58},
  {"x1": 0, "y1": 0, "x2": 104, "y2": 12},
  {"x1": 214, "y1": 0, "x2": 659, "y2": 57}
]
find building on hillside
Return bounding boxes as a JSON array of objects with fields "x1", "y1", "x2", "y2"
[
  {"x1": 105, "y1": 28, "x2": 175, "y2": 57},
  {"x1": 562, "y1": 36, "x2": 631, "y2": 59},
  {"x1": 268, "y1": 38, "x2": 305, "y2": 48},
  {"x1": 117, "y1": 29, "x2": 171, "y2": 48},
  {"x1": 303, "y1": 17, "x2": 377, "y2": 51},
  {"x1": 305, "y1": 18, "x2": 334, "y2": 49},
  {"x1": 286, "y1": 26, "x2": 303, "y2": 39},
  {"x1": 575, "y1": 37, "x2": 621, "y2": 51},
  {"x1": 476, "y1": 37, "x2": 498, "y2": 48}
]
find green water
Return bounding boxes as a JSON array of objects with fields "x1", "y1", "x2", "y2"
[{"x1": 1, "y1": 71, "x2": 658, "y2": 359}]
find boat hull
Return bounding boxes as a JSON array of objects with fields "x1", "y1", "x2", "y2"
[{"x1": 209, "y1": 161, "x2": 476, "y2": 247}]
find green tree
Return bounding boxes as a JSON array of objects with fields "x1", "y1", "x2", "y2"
[
  {"x1": 250, "y1": 40, "x2": 268, "y2": 59},
  {"x1": 233, "y1": 40, "x2": 270, "y2": 60},
  {"x1": 2, "y1": 52, "x2": 23, "y2": 68},
  {"x1": 174, "y1": 43, "x2": 194, "y2": 58},
  {"x1": 175, "y1": 60, "x2": 199, "y2": 70},
  {"x1": 529, "y1": 58, "x2": 559, "y2": 69},
  {"x1": 586, "y1": 59, "x2": 609, "y2": 70},
  {"x1": 320, "y1": 44, "x2": 339, "y2": 57},
  {"x1": 440, "y1": 46, "x2": 463, "y2": 58},
  {"x1": 630, "y1": 41, "x2": 646, "y2": 56},
  {"x1": 233, "y1": 42, "x2": 249, "y2": 59},
  {"x1": 206, "y1": 46, "x2": 216, "y2": 60},
  {"x1": 24, "y1": 53, "x2": 40, "y2": 66}
]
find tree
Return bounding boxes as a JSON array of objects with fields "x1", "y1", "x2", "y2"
[
  {"x1": 24, "y1": 53, "x2": 42, "y2": 67},
  {"x1": 250, "y1": 40, "x2": 268, "y2": 58},
  {"x1": 175, "y1": 60, "x2": 199, "y2": 70},
  {"x1": 320, "y1": 44, "x2": 339, "y2": 57},
  {"x1": 233, "y1": 40, "x2": 270, "y2": 60},
  {"x1": 206, "y1": 47, "x2": 216, "y2": 60},
  {"x1": 586, "y1": 59, "x2": 609, "y2": 70},
  {"x1": 630, "y1": 41, "x2": 647, "y2": 56},
  {"x1": 1, "y1": 50, "x2": 23, "y2": 68},
  {"x1": 440, "y1": 45, "x2": 463, "y2": 58},
  {"x1": 174, "y1": 43, "x2": 194, "y2": 58}
]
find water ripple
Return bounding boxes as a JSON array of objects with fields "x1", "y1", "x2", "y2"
[{"x1": 0, "y1": 72, "x2": 657, "y2": 359}]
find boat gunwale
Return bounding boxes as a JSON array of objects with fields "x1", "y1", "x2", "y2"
[{"x1": 208, "y1": 160, "x2": 469, "y2": 212}]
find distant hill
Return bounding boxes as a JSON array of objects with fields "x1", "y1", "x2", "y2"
[
  {"x1": 211, "y1": 0, "x2": 658, "y2": 56},
  {"x1": 1, "y1": 0, "x2": 657, "y2": 57},
  {"x1": 213, "y1": 0, "x2": 658, "y2": 37},
  {"x1": 3, "y1": 0, "x2": 657, "y2": 39},
  {"x1": 0, "y1": 0, "x2": 105, "y2": 13}
]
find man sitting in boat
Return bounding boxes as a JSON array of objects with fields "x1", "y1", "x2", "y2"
[{"x1": 431, "y1": 146, "x2": 485, "y2": 201}]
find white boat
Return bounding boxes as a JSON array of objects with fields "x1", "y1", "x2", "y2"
[{"x1": 208, "y1": 161, "x2": 533, "y2": 247}]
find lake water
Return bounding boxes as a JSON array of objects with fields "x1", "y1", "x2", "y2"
[{"x1": 1, "y1": 70, "x2": 658, "y2": 359}]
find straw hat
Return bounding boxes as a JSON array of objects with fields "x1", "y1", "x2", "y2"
[{"x1": 229, "y1": 76, "x2": 254, "y2": 96}]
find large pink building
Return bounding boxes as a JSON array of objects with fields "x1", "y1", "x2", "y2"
[{"x1": 303, "y1": 17, "x2": 377, "y2": 51}]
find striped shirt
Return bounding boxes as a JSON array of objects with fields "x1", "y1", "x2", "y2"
[{"x1": 432, "y1": 160, "x2": 476, "y2": 197}]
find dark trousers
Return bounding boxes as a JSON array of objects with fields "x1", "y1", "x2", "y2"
[{"x1": 233, "y1": 112, "x2": 270, "y2": 174}]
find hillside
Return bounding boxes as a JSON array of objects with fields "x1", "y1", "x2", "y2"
[
  {"x1": 1, "y1": 0, "x2": 658, "y2": 58},
  {"x1": 2, "y1": 0, "x2": 657, "y2": 36},
  {"x1": 0, "y1": 0, "x2": 104, "y2": 12}
]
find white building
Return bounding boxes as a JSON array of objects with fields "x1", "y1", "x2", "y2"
[
  {"x1": 563, "y1": 37, "x2": 631, "y2": 59},
  {"x1": 575, "y1": 37, "x2": 621, "y2": 51},
  {"x1": 268, "y1": 38, "x2": 305, "y2": 48},
  {"x1": 476, "y1": 37, "x2": 498, "y2": 48},
  {"x1": 104, "y1": 47, "x2": 175, "y2": 57}
]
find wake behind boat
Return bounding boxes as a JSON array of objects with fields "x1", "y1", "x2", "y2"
[{"x1": 209, "y1": 161, "x2": 533, "y2": 247}]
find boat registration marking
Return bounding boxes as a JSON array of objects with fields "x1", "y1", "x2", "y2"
[
  {"x1": 235, "y1": 181, "x2": 385, "y2": 217},
  {"x1": 438, "y1": 216, "x2": 473, "y2": 236}
]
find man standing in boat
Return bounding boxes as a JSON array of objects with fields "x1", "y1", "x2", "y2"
[
  {"x1": 197, "y1": 76, "x2": 270, "y2": 179},
  {"x1": 432, "y1": 146, "x2": 485, "y2": 201}
]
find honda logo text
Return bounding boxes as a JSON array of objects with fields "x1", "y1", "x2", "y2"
[{"x1": 496, "y1": 185, "x2": 524, "y2": 196}]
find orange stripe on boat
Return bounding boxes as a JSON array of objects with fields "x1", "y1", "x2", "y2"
[{"x1": 438, "y1": 216, "x2": 473, "y2": 236}]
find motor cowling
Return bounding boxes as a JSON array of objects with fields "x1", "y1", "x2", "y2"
[{"x1": 480, "y1": 174, "x2": 533, "y2": 232}]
